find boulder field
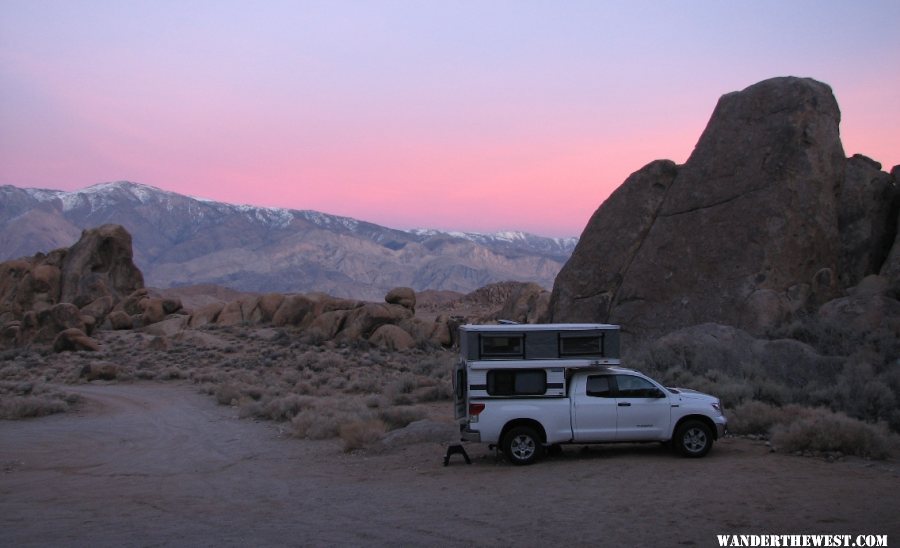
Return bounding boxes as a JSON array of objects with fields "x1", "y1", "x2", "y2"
[{"x1": 0, "y1": 224, "x2": 456, "y2": 352}]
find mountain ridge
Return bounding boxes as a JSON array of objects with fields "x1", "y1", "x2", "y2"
[{"x1": 1, "y1": 181, "x2": 577, "y2": 300}]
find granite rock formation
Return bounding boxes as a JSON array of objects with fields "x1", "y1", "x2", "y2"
[
  {"x1": 548, "y1": 77, "x2": 899, "y2": 340},
  {"x1": 0, "y1": 224, "x2": 183, "y2": 350}
]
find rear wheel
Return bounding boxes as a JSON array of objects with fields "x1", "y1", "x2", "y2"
[
  {"x1": 501, "y1": 426, "x2": 543, "y2": 465},
  {"x1": 674, "y1": 420, "x2": 713, "y2": 458}
]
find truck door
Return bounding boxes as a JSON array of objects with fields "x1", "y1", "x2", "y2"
[
  {"x1": 613, "y1": 374, "x2": 671, "y2": 441},
  {"x1": 572, "y1": 374, "x2": 617, "y2": 442}
]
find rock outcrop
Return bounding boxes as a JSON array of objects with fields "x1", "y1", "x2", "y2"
[
  {"x1": 59, "y1": 224, "x2": 144, "y2": 307},
  {"x1": 0, "y1": 224, "x2": 183, "y2": 350},
  {"x1": 549, "y1": 77, "x2": 899, "y2": 339}
]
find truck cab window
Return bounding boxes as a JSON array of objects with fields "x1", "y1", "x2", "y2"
[
  {"x1": 586, "y1": 375, "x2": 612, "y2": 397},
  {"x1": 615, "y1": 375, "x2": 659, "y2": 398}
]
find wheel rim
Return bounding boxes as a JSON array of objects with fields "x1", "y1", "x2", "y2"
[
  {"x1": 511, "y1": 434, "x2": 536, "y2": 460},
  {"x1": 683, "y1": 427, "x2": 708, "y2": 453}
]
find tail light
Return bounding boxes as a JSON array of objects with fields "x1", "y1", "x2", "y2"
[{"x1": 468, "y1": 403, "x2": 485, "y2": 422}]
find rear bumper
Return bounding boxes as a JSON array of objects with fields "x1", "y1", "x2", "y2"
[{"x1": 460, "y1": 425, "x2": 481, "y2": 443}]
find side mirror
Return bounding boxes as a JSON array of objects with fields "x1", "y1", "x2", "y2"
[{"x1": 651, "y1": 388, "x2": 665, "y2": 399}]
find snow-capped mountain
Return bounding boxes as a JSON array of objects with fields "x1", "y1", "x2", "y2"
[{"x1": 0, "y1": 181, "x2": 577, "y2": 299}]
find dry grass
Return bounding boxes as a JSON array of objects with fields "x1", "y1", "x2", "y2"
[
  {"x1": 339, "y1": 419, "x2": 387, "y2": 452},
  {"x1": 0, "y1": 381, "x2": 80, "y2": 419}
]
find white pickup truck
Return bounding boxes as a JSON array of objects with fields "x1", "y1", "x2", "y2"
[{"x1": 454, "y1": 324, "x2": 727, "y2": 465}]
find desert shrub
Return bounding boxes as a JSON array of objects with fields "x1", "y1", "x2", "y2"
[
  {"x1": 830, "y1": 359, "x2": 898, "y2": 425},
  {"x1": 190, "y1": 370, "x2": 224, "y2": 384},
  {"x1": 750, "y1": 377, "x2": 791, "y2": 406},
  {"x1": 410, "y1": 352, "x2": 454, "y2": 377},
  {"x1": 160, "y1": 367, "x2": 186, "y2": 380},
  {"x1": 414, "y1": 383, "x2": 451, "y2": 402},
  {"x1": 263, "y1": 394, "x2": 316, "y2": 421},
  {"x1": 214, "y1": 383, "x2": 243, "y2": 405},
  {"x1": 299, "y1": 327, "x2": 328, "y2": 346},
  {"x1": 238, "y1": 400, "x2": 264, "y2": 419},
  {"x1": 728, "y1": 401, "x2": 794, "y2": 436},
  {"x1": 0, "y1": 395, "x2": 68, "y2": 419},
  {"x1": 0, "y1": 382, "x2": 80, "y2": 419},
  {"x1": 344, "y1": 374, "x2": 380, "y2": 395},
  {"x1": 770, "y1": 408, "x2": 893, "y2": 459},
  {"x1": 280, "y1": 369, "x2": 301, "y2": 385},
  {"x1": 0, "y1": 364, "x2": 27, "y2": 380},
  {"x1": 290, "y1": 400, "x2": 374, "y2": 440},
  {"x1": 378, "y1": 405, "x2": 427, "y2": 430},
  {"x1": 394, "y1": 375, "x2": 417, "y2": 393},
  {"x1": 339, "y1": 419, "x2": 386, "y2": 451},
  {"x1": 292, "y1": 381, "x2": 316, "y2": 395},
  {"x1": 327, "y1": 376, "x2": 346, "y2": 390}
]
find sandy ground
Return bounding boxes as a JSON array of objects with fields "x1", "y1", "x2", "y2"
[{"x1": 1, "y1": 383, "x2": 898, "y2": 547}]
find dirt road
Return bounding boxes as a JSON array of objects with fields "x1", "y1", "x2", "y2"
[{"x1": 1, "y1": 383, "x2": 898, "y2": 547}]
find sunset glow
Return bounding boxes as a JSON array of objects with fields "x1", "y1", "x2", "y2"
[{"x1": 1, "y1": 1, "x2": 898, "y2": 237}]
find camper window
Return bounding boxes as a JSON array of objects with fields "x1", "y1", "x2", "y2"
[
  {"x1": 480, "y1": 334, "x2": 524, "y2": 358},
  {"x1": 487, "y1": 369, "x2": 546, "y2": 396},
  {"x1": 559, "y1": 334, "x2": 602, "y2": 357}
]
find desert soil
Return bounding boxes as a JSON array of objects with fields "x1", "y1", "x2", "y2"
[{"x1": 1, "y1": 383, "x2": 898, "y2": 547}]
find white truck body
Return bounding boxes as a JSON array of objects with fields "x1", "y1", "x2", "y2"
[{"x1": 453, "y1": 324, "x2": 727, "y2": 464}]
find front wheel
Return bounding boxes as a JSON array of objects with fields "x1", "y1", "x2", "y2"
[
  {"x1": 501, "y1": 426, "x2": 543, "y2": 465},
  {"x1": 674, "y1": 420, "x2": 714, "y2": 458}
]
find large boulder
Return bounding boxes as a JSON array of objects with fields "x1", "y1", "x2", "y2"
[
  {"x1": 59, "y1": 224, "x2": 144, "y2": 308},
  {"x1": 548, "y1": 77, "x2": 896, "y2": 338},
  {"x1": 880, "y1": 166, "x2": 900, "y2": 297},
  {"x1": 53, "y1": 328, "x2": 100, "y2": 353},
  {"x1": 492, "y1": 282, "x2": 550, "y2": 324},
  {"x1": 369, "y1": 324, "x2": 416, "y2": 350},
  {"x1": 0, "y1": 251, "x2": 66, "y2": 324},
  {"x1": 254, "y1": 293, "x2": 286, "y2": 323},
  {"x1": 639, "y1": 323, "x2": 842, "y2": 401},
  {"x1": 271, "y1": 294, "x2": 319, "y2": 327},
  {"x1": 188, "y1": 302, "x2": 224, "y2": 328},
  {"x1": 31, "y1": 303, "x2": 86, "y2": 343},
  {"x1": 548, "y1": 160, "x2": 678, "y2": 327},
  {"x1": 215, "y1": 298, "x2": 255, "y2": 326},
  {"x1": 80, "y1": 296, "x2": 114, "y2": 324},
  {"x1": 338, "y1": 303, "x2": 413, "y2": 341},
  {"x1": 385, "y1": 287, "x2": 416, "y2": 311},
  {"x1": 107, "y1": 310, "x2": 134, "y2": 330},
  {"x1": 838, "y1": 155, "x2": 899, "y2": 288}
]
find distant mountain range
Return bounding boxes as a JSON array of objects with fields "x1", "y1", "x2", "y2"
[{"x1": 0, "y1": 182, "x2": 577, "y2": 300}]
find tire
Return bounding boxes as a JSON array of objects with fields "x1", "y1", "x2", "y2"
[
  {"x1": 501, "y1": 426, "x2": 543, "y2": 465},
  {"x1": 674, "y1": 420, "x2": 714, "y2": 458}
]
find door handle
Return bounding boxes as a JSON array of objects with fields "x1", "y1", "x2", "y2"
[{"x1": 618, "y1": 402, "x2": 631, "y2": 407}]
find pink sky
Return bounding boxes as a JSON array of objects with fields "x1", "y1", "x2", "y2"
[{"x1": 1, "y1": 1, "x2": 898, "y2": 237}]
